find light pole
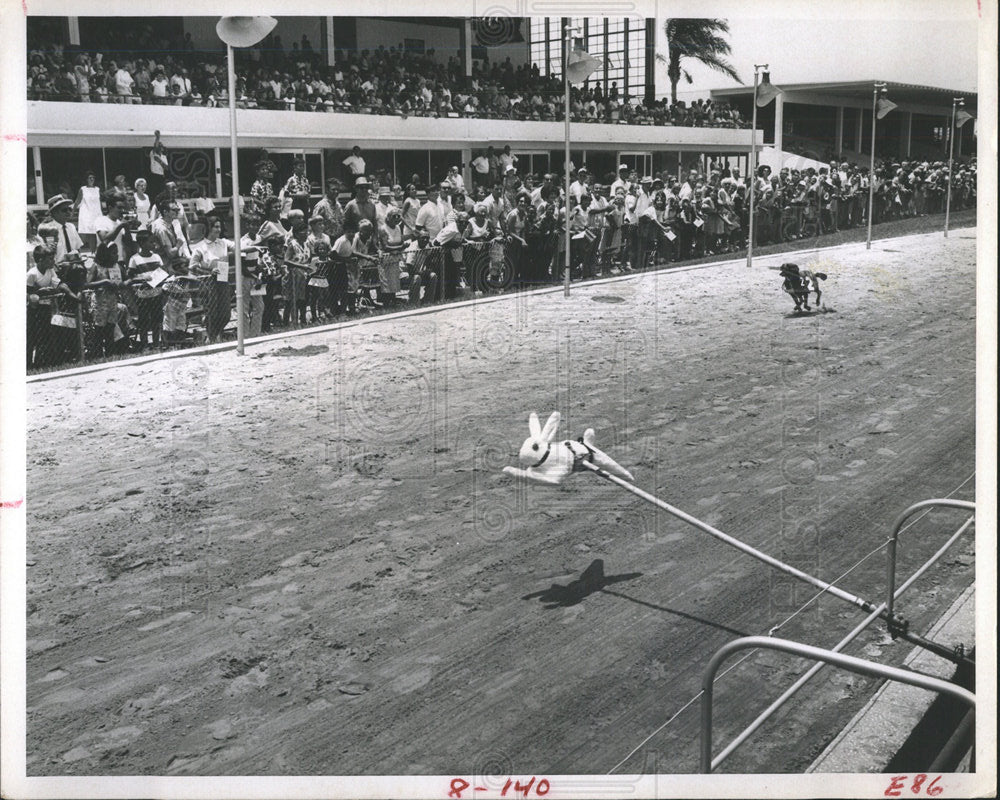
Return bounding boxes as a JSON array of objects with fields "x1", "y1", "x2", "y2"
[
  {"x1": 562, "y1": 23, "x2": 598, "y2": 297},
  {"x1": 216, "y1": 16, "x2": 277, "y2": 354},
  {"x1": 865, "y1": 82, "x2": 891, "y2": 250},
  {"x1": 746, "y1": 66, "x2": 780, "y2": 268},
  {"x1": 944, "y1": 96, "x2": 965, "y2": 238},
  {"x1": 563, "y1": 22, "x2": 574, "y2": 298}
]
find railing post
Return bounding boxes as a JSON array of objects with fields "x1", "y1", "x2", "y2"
[
  {"x1": 76, "y1": 301, "x2": 85, "y2": 364},
  {"x1": 886, "y1": 499, "x2": 975, "y2": 624}
]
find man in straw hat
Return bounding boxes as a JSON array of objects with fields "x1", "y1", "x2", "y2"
[{"x1": 37, "y1": 194, "x2": 84, "y2": 263}]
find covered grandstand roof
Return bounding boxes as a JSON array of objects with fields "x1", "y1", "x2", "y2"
[{"x1": 711, "y1": 80, "x2": 977, "y2": 113}]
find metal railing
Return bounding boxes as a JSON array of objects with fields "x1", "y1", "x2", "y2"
[
  {"x1": 698, "y1": 499, "x2": 975, "y2": 772},
  {"x1": 700, "y1": 636, "x2": 976, "y2": 773},
  {"x1": 886, "y1": 499, "x2": 976, "y2": 623}
]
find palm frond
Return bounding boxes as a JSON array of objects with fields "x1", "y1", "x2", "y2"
[{"x1": 659, "y1": 17, "x2": 742, "y2": 86}]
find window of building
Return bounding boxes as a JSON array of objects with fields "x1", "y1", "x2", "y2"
[{"x1": 529, "y1": 16, "x2": 646, "y2": 100}]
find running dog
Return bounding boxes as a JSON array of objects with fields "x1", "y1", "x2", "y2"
[{"x1": 779, "y1": 263, "x2": 827, "y2": 311}]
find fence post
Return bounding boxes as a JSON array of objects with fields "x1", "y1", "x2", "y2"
[{"x1": 76, "y1": 301, "x2": 85, "y2": 364}]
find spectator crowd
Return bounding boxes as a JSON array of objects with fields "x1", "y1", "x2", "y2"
[
  {"x1": 26, "y1": 130, "x2": 977, "y2": 372},
  {"x1": 26, "y1": 26, "x2": 746, "y2": 128}
]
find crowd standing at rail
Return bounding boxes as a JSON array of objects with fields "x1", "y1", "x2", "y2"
[{"x1": 26, "y1": 138, "x2": 977, "y2": 371}]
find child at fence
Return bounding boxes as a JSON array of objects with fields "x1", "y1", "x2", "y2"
[
  {"x1": 306, "y1": 241, "x2": 331, "y2": 322},
  {"x1": 86, "y1": 242, "x2": 124, "y2": 357},
  {"x1": 402, "y1": 234, "x2": 439, "y2": 304},
  {"x1": 27, "y1": 244, "x2": 79, "y2": 368},
  {"x1": 378, "y1": 209, "x2": 406, "y2": 305},
  {"x1": 126, "y1": 230, "x2": 166, "y2": 350},
  {"x1": 599, "y1": 193, "x2": 626, "y2": 272},
  {"x1": 307, "y1": 215, "x2": 332, "y2": 321},
  {"x1": 239, "y1": 247, "x2": 267, "y2": 337},
  {"x1": 282, "y1": 220, "x2": 311, "y2": 325},
  {"x1": 433, "y1": 212, "x2": 467, "y2": 301},
  {"x1": 260, "y1": 234, "x2": 285, "y2": 331}
]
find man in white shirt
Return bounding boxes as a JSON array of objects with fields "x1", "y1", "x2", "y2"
[
  {"x1": 415, "y1": 185, "x2": 445, "y2": 241},
  {"x1": 499, "y1": 145, "x2": 518, "y2": 173},
  {"x1": 150, "y1": 70, "x2": 169, "y2": 101},
  {"x1": 114, "y1": 64, "x2": 136, "y2": 103},
  {"x1": 530, "y1": 174, "x2": 554, "y2": 210},
  {"x1": 569, "y1": 167, "x2": 590, "y2": 206},
  {"x1": 471, "y1": 150, "x2": 491, "y2": 187},
  {"x1": 342, "y1": 146, "x2": 366, "y2": 183},
  {"x1": 169, "y1": 68, "x2": 192, "y2": 101},
  {"x1": 678, "y1": 169, "x2": 699, "y2": 201},
  {"x1": 374, "y1": 187, "x2": 394, "y2": 227},
  {"x1": 95, "y1": 197, "x2": 134, "y2": 265},
  {"x1": 446, "y1": 166, "x2": 465, "y2": 193},
  {"x1": 436, "y1": 183, "x2": 455, "y2": 221},
  {"x1": 610, "y1": 164, "x2": 632, "y2": 196},
  {"x1": 482, "y1": 183, "x2": 510, "y2": 233}
]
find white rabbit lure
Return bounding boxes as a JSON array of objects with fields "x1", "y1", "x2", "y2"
[{"x1": 502, "y1": 411, "x2": 635, "y2": 486}]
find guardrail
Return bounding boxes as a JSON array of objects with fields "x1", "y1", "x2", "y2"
[
  {"x1": 699, "y1": 499, "x2": 975, "y2": 772},
  {"x1": 886, "y1": 499, "x2": 976, "y2": 624},
  {"x1": 700, "y1": 636, "x2": 976, "y2": 773}
]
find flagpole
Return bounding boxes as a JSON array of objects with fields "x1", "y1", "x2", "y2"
[
  {"x1": 563, "y1": 23, "x2": 572, "y2": 298},
  {"x1": 746, "y1": 65, "x2": 762, "y2": 268},
  {"x1": 865, "y1": 82, "x2": 885, "y2": 250},
  {"x1": 944, "y1": 97, "x2": 962, "y2": 238}
]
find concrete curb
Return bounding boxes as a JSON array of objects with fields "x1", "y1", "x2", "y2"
[{"x1": 806, "y1": 584, "x2": 975, "y2": 773}]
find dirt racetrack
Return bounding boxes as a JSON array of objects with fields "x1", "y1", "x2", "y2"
[{"x1": 25, "y1": 228, "x2": 977, "y2": 777}]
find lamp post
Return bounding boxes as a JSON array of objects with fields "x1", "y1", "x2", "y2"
[
  {"x1": 563, "y1": 22, "x2": 574, "y2": 298},
  {"x1": 944, "y1": 96, "x2": 964, "y2": 238},
  {"x1": 561, "y1": 23, "x2": 598, "y2": 298},
  {"x1": 216, "y1": 16, "x2": 277, "y2": 355},
  {"x1": 746, "y1": 65, "x2": 780, "y2": 268},
  {"x1": 866, "y1": 82, "x2": 889, "y2": 250}
]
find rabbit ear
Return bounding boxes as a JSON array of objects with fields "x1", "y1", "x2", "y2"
[
  {"x1": 541, "y1": 411, "x2": 561, "y2": 442},
  {"x1": 528, "y1": 412, "x2": 541, "y2": 439}
]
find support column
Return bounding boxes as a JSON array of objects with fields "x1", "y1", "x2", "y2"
[
  {"x1": 463, "y1": 20, "x2": 473, "y2": 78},
  {"x1": 835, "y1": 106, "x2": 844, "y2": 157},
  {"x1": 902, "y1": 111, "x2": 912, "y2": 158},
  {"x1": 854, "y1": 107, "x2": 864, "y2": 160},
  {"x1": 214, "y1": 147, "x2": 223, "y2": 198},
  {"x1": 956, "y1": 123, "x2": 964, "y2": 159},
  {"x1": 773, "y1": 94, "x2": 784, "y2": 154},
  {"x1": 461, "y1": 146, "x2": 473, "y2": 192},
  {"x1": 326, "y1": 17, "x2": 336, "y2": 67},
  {"x1": 68, "y1": 17, "x2": 80, "y2": 46},
  {"x1": 33, "y1": 146, "x2": 44, "y2": 206}
]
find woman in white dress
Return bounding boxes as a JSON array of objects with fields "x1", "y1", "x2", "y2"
[
  {"x1": 133, "y1": 178, "x2": 152, "y2": 227},
  {"x1": 74, "y1": 171, "x2": 103, "y2": 250}
]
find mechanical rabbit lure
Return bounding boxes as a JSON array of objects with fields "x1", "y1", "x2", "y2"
[
  {"x1": 501, "y1": 411, "x2": 972, "y2": 669},
  {"x1": 502, "y1": 411, "x2": 634, "y2": 486}
]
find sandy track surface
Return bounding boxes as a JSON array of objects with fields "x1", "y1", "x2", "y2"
[{"x1": 26, "y1": 230, "x2": 977, "y2": 776}]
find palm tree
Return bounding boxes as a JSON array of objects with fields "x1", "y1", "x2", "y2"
[{"x1": 658, "y1": 19, "x2": 741, "y2": 106}]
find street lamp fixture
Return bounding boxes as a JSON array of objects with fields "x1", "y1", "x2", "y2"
[
  {"x1": 865, "y1": 82, "x2": 891, "y2": 250},
  {"x1": 944, "y1": 96, "x2": 966, "y2": 238},
  {"x1": 747, "y1": 64, "x2": 781, "y2": 268}
]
